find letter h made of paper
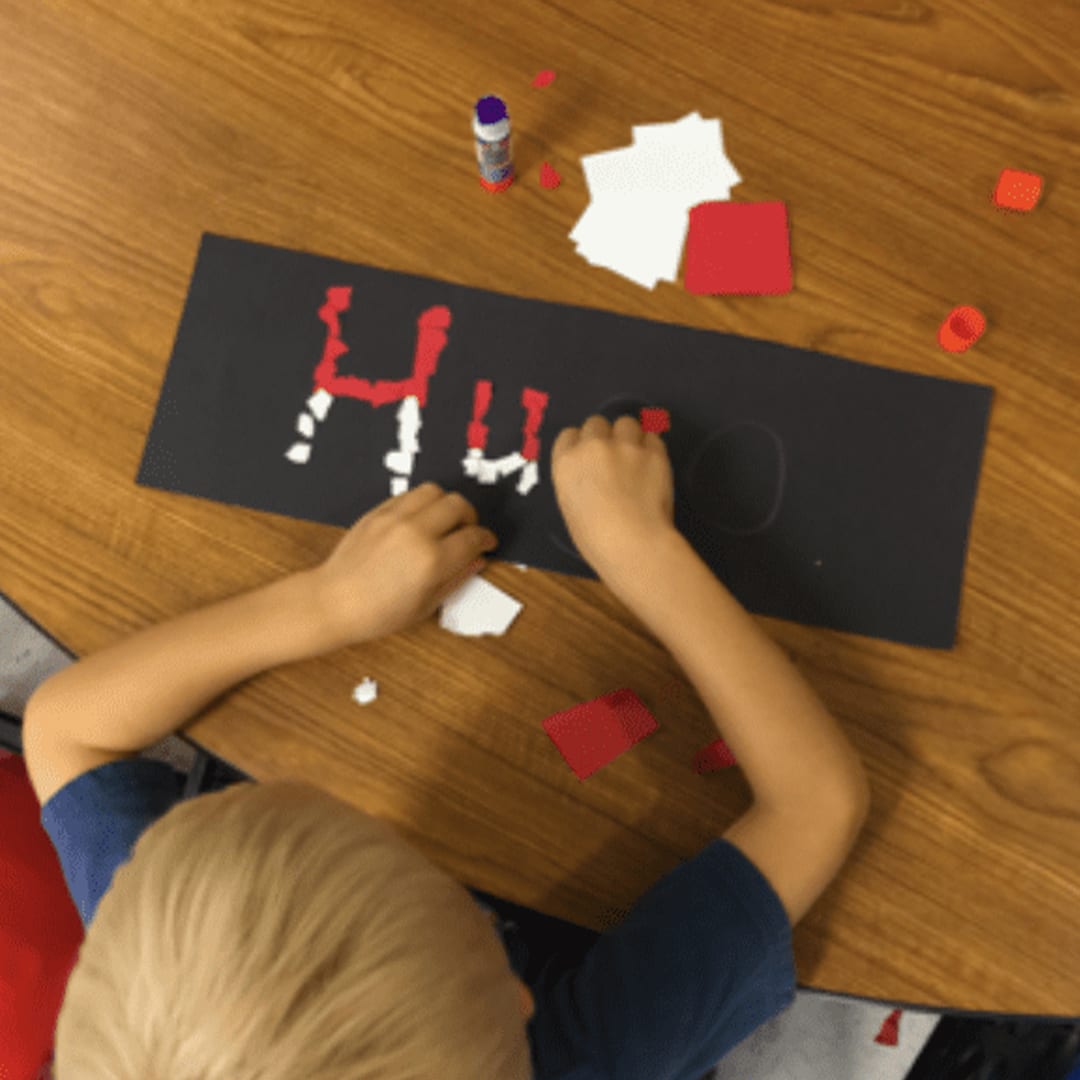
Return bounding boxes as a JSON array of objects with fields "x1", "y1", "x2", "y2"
[{"x1": 284, "y1": 286, "x2": 549, "y2": 496}]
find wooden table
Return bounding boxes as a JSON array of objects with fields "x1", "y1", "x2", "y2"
[{"x1": 2, "y1": 0, "x2": 1077, "y2": 1018}]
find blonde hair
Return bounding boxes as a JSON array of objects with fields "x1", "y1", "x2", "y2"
[{"x1": 54, "y1": 780, "x2": 533, "y2": 1079}]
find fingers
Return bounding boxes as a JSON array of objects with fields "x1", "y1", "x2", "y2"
[
  {"x1": 383, "y1": 480, "x2": 444, "y2": 513},
  {"x1": 393, "y1": 410, "x2": 651, "y2": 544},
  {"x1": 612, "y1": 415, "x2": 644, "y2": 440},
  {"x1": 581, "y1": 415, "x2": 639, "y2": 439},
  {"x1": 385, "y1": 482, "x2": 497, "y2": 555},
  {"x1": 550, "y1": 425, "x2": 578, "y2": 459},
  {"x1": 571, "y1": 413, "x2": 643, "y2": 441},
  {"x1": 426, "y1": 523, "x2": 496, "y2": 589},
  {"x1": 579, "y1": 415, "x2": 610, "y2": 438},
  {"x1": 414, "y1": 487, "x2": 481, "y2": 537}
]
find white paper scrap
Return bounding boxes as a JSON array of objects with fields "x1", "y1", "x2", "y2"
[
  {"x1": 307, "y1": 388, "x2": 333, "y2": 422},
  {"x1": 570, "y1": 113, "x2": 742, "y2": 289},
  {"x1": 351, "y1": 677, "x2": 379, "y2": 705},
  {"x1": 439, "y1": 575, "x2": 523, "y2": 637}
]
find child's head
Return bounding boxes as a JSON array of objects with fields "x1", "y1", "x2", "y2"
[{"x1": 53, "y1": 780, "x2": 535, "y2": 1079}]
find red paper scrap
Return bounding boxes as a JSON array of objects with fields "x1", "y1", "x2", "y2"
[
  {"x1": 639, "y1": 407, "x2": 670, "y2": 434},
  {"x1": 683, "y1": 200, "x2": 793, "y2": 297},
  {"x1": 539, "y1": 161, "x2": 562, "y2": 189},
  {"x1": 531, "y1": 69, "x2": 556, "y2": 88},
  {"x1": 312, "y1": 286, "x2": 451, "y2": 408},
  {"x1": 992, "y1": 168, "x2": 1043, "y2": 211},
  {"x1": 542, "y1": 689, "x2": 658, "y2": 780},
  {"x1": 874, "y1": 1008, "x2": 902, "y2": 1046},
  {"x1": 693, "y1": 738, "x2": 738, "y2": 773}
]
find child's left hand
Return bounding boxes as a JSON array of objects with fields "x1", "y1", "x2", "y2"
[{"x1": 307, "y1": 482, "x2": 499, "y2": 649}]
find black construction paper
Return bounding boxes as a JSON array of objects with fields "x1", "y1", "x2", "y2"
[{"x1": 137, "y1": 234, "x2": 993, "y2": 648}]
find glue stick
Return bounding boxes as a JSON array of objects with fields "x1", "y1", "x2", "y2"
[{"x1": 473, "y1": 95, "x2": 514, "y2": 192}]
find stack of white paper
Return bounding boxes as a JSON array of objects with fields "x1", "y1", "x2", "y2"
[{"x1": 570, "y1": 112, "x2": 741, "y2": 289}]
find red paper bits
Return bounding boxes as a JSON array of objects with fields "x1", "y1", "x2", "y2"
[{"x1": 992, "y1": 169, "x2": 1043, "y2": 212}]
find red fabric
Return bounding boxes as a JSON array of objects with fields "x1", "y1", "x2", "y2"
[
  {"x1": 683, "y1": 200, "x2": 793, "y2": 296},
  {"x1": 0, "y1": 751, "x2": 84, "y2": 1079}
]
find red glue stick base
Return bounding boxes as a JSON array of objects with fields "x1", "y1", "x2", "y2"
[{"x1": 480, "y1": 174, "x2": 515, "y2": 193}]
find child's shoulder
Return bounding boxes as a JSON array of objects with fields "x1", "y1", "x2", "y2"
[{"x1": 24, "y1": 723, "x2": 142, "y2": 809}]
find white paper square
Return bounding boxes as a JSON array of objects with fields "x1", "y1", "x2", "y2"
[
  {"x1": 439, "y1": 575, "x2": 523, "y2": 637},
  {"x1": 570, "y1": 113, "x2": 742, "y2": 289}
]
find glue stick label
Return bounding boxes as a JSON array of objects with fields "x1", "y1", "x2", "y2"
[{"x1": 476, "y1": 135, "x2": 512, "y2": 183}]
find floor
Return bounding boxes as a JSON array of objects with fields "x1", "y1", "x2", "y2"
[{"x1": 2, "y1": 586, "x2": 1036, "y2": 1080}]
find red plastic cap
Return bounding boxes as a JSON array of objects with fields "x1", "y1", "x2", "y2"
[{"x1": 938, "y1": 306, "x2": 987, "y2": 353}]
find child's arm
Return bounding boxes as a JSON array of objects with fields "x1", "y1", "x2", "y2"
[
  {"x1": 595, "y1": 527, "x2": 871, "y2": 926},
  {"x1": 599, "y1": 527, "x2": 870, "y2": 816},
  {"x1": 24, "y1": 571, "x2": 329, "y2": 779},
  {"x1": 22, "y1": 481, "x2": 496, "y2": 806}
]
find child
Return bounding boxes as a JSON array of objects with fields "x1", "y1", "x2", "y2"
[{"x1": 25, "y1": 414, "x2": 870, "y2": 1079}]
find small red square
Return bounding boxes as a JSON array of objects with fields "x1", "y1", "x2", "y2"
[
  {"x1": 639, "y1": 407, "x2": 670, "y2": 434},
  {"x1": 542, "y1": 689, "x2": 658, "y2": 781},
  {"x1": 683, "y1": 200, "x2": 793, "y2": 296},
  {"x1": 992, "y1": 169, "x2": 1043, "y2": 211},
  {"x1": 693, "y1": 737, "x2": 738, "y2": 773}
]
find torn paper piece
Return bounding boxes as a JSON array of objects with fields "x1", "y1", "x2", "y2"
[
  {"x1": 516, "y1": 459, "x2": 539, "y2": 494},
  {"x1": 631, "y1": 111, "x2": 702, "y2": 143},
  {"x1": 992, "y1": 168, "x2": 1043, "y2": 211},
  {"x1": 307, "y1": 387, "x2": 333, "y2": 421},
  {"x1": 542, "y1": 688, "x2": 658, "y2": 780},
  {"x1": 683, "y1": 200, "x2": 792, "y2": 296},
  {"x1": 285, "y1": 442, "x2": 311, "y2": 464},
  {"x1": 396, "y1": 395, "x2": 421, "y2": 451},
  {"x1": 632, "y1": 112, "x2": 741, "y2": 187},
  {"x1": 383, "y1": 449, "x2": 415, "y2": 474},
  {"x1": 540, "y1": 162, "x2": 562, "y2": 189},
  {"x1": 571, "y1": 113, "x2": 743, "y2": 288},
  {"x1": 693, "y1": 737, "x2": 738, "y2": 772},
  {"x1": 298, "y1": 413, "x2": 315, "y2": 438},
  {"x1": 439, "y1": 574, "x2": 523, "y2": 637},
  {"x1": 575, "y1": 196, "x2": 690, "y2": 286},
  {"x1": 352, "y1": 677, "x2": 378, "y2": 705}
]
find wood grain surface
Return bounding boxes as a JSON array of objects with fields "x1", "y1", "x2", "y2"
[{"x1": 1, "y1": 0, "x2": 1078, "y2": 1016}]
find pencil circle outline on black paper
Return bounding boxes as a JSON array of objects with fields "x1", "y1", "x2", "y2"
[{"x1": 685, "y1": 420, "x2": 787, "y2": 536}]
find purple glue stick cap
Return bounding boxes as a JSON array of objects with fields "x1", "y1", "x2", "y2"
[{"x1": 476, "y1": 95, "x2": 508, "y2": 124}]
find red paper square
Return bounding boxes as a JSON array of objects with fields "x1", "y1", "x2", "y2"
[
  {"x1": 639, "y1": 407, "x2": 670, "y2": 434},
  {"x1": 992, "y1": 168, "x2": 1043, "y2": 211},
  {"x1": 683, "y1": 200, "x2": 793, "y2": 296},
  {"x1": 542, "y1": 688, "x2": 658, "y2": 780}
]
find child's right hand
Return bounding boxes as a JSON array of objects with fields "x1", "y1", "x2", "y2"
[{"x1": 550, "y1": 413, "x2": 677, "y2": 574}]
